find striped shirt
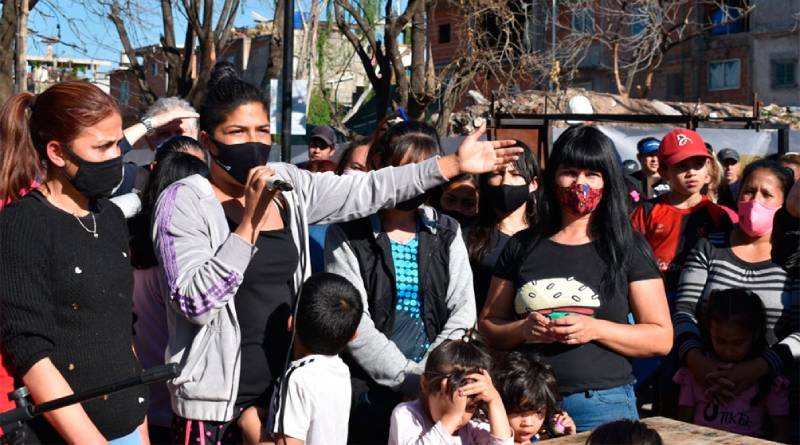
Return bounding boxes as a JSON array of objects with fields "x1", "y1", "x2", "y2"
[{"x1": 673, "y1": 235, "x2": 800, "y2": 375}]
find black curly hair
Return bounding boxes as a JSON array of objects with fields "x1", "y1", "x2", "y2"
[
  {"x1": 199, "y1": 62, "x2": 268, "y2": 135},
  {"x1": 494, "y1": 351, "x2": 560, "y2": 417}
]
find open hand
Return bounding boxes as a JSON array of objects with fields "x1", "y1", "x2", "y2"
[
  {"x1": 455, "y1": 124, "x2": 522, "y2": 174},
  {"x1": 458, "y1": 370, "x2": 502, "y2": 406}
]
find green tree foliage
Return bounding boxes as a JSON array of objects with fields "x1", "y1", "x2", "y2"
[{"x1": 307, "y1": 87, "x2": 332, "y2": 126}]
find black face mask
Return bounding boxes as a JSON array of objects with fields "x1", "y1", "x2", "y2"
[
  {"x1": 64, "y1": 150, "x2": 123, "y2": 200},
  {"x1": 442, "y1": 209, "x2": 477, "y2": 228},
  {"x1": 211, "y1": 138, "x2": 271, "y2": 184},
  {"x1": 395, "y1": 192, "x2": 430, "y2": 211},
  {"x1": 485, "y1": 184, "x2": 530, "y2": 214}
]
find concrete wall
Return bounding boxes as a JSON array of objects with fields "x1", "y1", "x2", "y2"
[
  {"x1": 750, "y1": 0, "x2": 800, "y2": 33},
  {"x1": 752, "y1": 34, "x2": 800, "y2": 106},
  {"x1": 749, "y1": 0, "x2": 800, "y2": 106}
]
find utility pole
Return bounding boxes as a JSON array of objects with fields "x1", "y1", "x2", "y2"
[
  {"x1": 280, "y1": 0, "x2": 295, "y2": 162},
  {"x1": 15, "y1": 0, "x2": 30, "y2": 94},
  {"x1": 549, "y1": 0, "x2": 556, "y2": 92}
]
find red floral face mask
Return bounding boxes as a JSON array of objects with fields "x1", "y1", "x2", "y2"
[{"x1": 557, "y1": 183, "x2": 603, "y2": 216}]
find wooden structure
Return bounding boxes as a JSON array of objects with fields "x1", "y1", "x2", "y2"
[{"x1": 547, "y1": 416, "x2": 781, "y2": 444}]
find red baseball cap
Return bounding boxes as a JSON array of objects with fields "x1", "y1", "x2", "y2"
[{"x1": 658, "y1": 129, "x2": 711, "y2": 167}]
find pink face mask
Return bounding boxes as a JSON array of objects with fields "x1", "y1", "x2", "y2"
[{"x1": 737, "y1": 199, "x2": 780, "y2": 237}]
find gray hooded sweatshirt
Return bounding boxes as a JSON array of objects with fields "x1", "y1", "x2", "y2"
[{"x1": 152, "y1": 158, "x2": 447, "y2": 421}]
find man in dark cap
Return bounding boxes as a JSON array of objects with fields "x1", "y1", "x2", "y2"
[
  {"x1": 307, "y1": 126, "x2": 337, "y2": 162},
  {"x1": 717, "y1": 147, "x2": 741, "y2": 210}
]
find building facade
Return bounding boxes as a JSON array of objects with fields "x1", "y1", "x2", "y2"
[{"x1": 428, "y1": 0, "x2": 799, "y2": 107}]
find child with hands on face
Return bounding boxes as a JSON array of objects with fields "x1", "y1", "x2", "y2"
[
  {"x1": 494, "y1": 352, "x2": 575, "y2": 443},
  {"x1": 388, "y1": 334, "x2": 514, "y2": 445}
]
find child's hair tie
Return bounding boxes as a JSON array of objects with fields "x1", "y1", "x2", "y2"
[{"x1": 461, "y1": 327, "x2": 478, "y2": 344}]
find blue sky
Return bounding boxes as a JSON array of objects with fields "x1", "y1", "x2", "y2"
[{"x1": 27, "y1": 0, "x2": 275, "y2": 67}]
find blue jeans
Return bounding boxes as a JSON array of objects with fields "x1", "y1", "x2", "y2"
[
  {"x1": 108, "y1": 428, "x2": 142, "y2": 445},
  {"x1": 560, "y1": 383, "x2": 639, "y2": 432}
]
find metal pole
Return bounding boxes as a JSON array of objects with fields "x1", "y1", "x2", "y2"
[
  {"x1": 280, "y1": 0, "x2": 295, "y2": 162},
  {"x1": 15, "y1": 0, "x2": 30, "y2": 94},
  {"x1": 549, "y1": 0, "x2": 556, "y2": 92}
]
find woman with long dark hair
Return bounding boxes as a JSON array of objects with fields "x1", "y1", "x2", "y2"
[
  {"x1": 325, "y1": 121, "x2": 478, "y2": 443},
  {"x1": 479, "y1": 125, "x2": 672, "y2": 431},
  {"x1": 152, "y1": 63, "x2": 520, "y2": 444},
  {"x1": 0, "y1": 82, "x2": 149, "y2": 443},
  {"x1": 467, "y1": 140, "x2": 542, "y2": 312}
]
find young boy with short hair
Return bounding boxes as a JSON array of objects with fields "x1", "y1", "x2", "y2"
[
  {"x1": 631, "y1": 129, "x2": 734, "y2": 301},
  {"x1": 263, "y1": 272, "x2": 363, "y2": 445}
]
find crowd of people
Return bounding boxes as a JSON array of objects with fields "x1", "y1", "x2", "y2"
[{"x1": 0, "y1": 62, "x2": 796, "y2": 445}]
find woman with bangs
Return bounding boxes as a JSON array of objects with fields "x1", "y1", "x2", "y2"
[
  {"x1": 479, "y1": 125, "x2": 673, "y2": 431},
  {"x1": 325, "y1": 121, "x2": 478, "y2": 444}
]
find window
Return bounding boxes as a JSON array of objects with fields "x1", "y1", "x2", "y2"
[
  {"x1": 708, "y1": 59, "x2": 740, "y2": 90},
  {"x1": 151, "y1": 63, "x2": 159, "y2": 77},
  {"x1": 119, "y1": 79, "x2": 130, "y2": 105},
  {"x1": 439, "y1": 24, "x2": 451, "y2": 44},
  {"x1": 771, "y1": 59, "x2": 797, "y2": 89},
  {"x1": 572, "y1": 8, "x2": 594, "y2": 34}
]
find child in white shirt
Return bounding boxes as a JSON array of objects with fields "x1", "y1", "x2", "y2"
[{"x1": 262, "y1": 272, "x2": 363, "y2": 445}]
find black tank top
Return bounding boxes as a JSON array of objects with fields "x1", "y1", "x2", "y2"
[{"x1": 227, "y1": 205, "x2": 299, "y2": 410}]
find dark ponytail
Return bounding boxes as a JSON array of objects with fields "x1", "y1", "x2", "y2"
[
  {"x1": 199, "y1": 62, "x2": 268, "y2": 135},
  {"x1": 0, "y1": 92, "x2": 39, "y2": 205}
]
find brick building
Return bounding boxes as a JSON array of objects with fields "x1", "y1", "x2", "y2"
[{"x1": 429, "y1": 0, "x2": 799, "y2": 107}]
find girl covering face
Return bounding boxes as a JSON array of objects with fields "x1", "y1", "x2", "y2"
[
  {"x1": 387, "y1": 335, "x2": 513, "y2": 444},
  {"x1": 674, "y1": 289, "x2": 790, "y2": 442}
]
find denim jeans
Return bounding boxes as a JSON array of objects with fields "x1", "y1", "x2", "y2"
[
  {"x1": 108, "y1": 428, "x2": 142, "y2": 445},
  {"x1": 560, "y1": 383, "x2": 639, "y2": 432}
]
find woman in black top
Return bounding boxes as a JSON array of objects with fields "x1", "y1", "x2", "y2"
[
  {"x1": 0, "y1": 82, "x2": 148, "y2": 443},
  {"x1": 479, "y1": 126, "x2": 672, "y2": 432},
  {"x1": 467, "y1": 140, "x2": 542, "y2": 312}
]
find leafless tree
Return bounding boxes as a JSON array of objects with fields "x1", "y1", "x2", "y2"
[
  {"x1": 0, "y1": 0, "x2": 41, "y2": 104},
  {"x1": 102, "y1": 0, "x2": 240, "y2": 107},
  {"x1": 331, "y1": 0, "x2": 557, "y2": 134},
  {"x1": 557, "y1": 0, "x2": 752, "y2": 98}
]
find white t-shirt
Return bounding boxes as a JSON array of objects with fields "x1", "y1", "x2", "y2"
[
  {"x1": 389, "y1": 400, "x2": 513, "y2": 445},
  {"x1": 267, "y1": 354, "x2": 351, "y2": 445}
]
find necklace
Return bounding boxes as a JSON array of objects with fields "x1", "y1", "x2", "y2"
[{"x1": 74, "y1": 212, "x2": 99, "y2": 238}]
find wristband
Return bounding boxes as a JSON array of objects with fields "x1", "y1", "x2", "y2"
[{"x1": 141, "y1": 118, "x2": 155, "y2": 135}]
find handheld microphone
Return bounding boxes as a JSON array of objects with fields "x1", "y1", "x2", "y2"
[{"x1": 267, "y1": 178, "x2": 294, "y2": 191}]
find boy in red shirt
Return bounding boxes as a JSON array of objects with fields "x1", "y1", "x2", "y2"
[{"x1": 631, "y1": 129, "x2": 734, "y2": 302}]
